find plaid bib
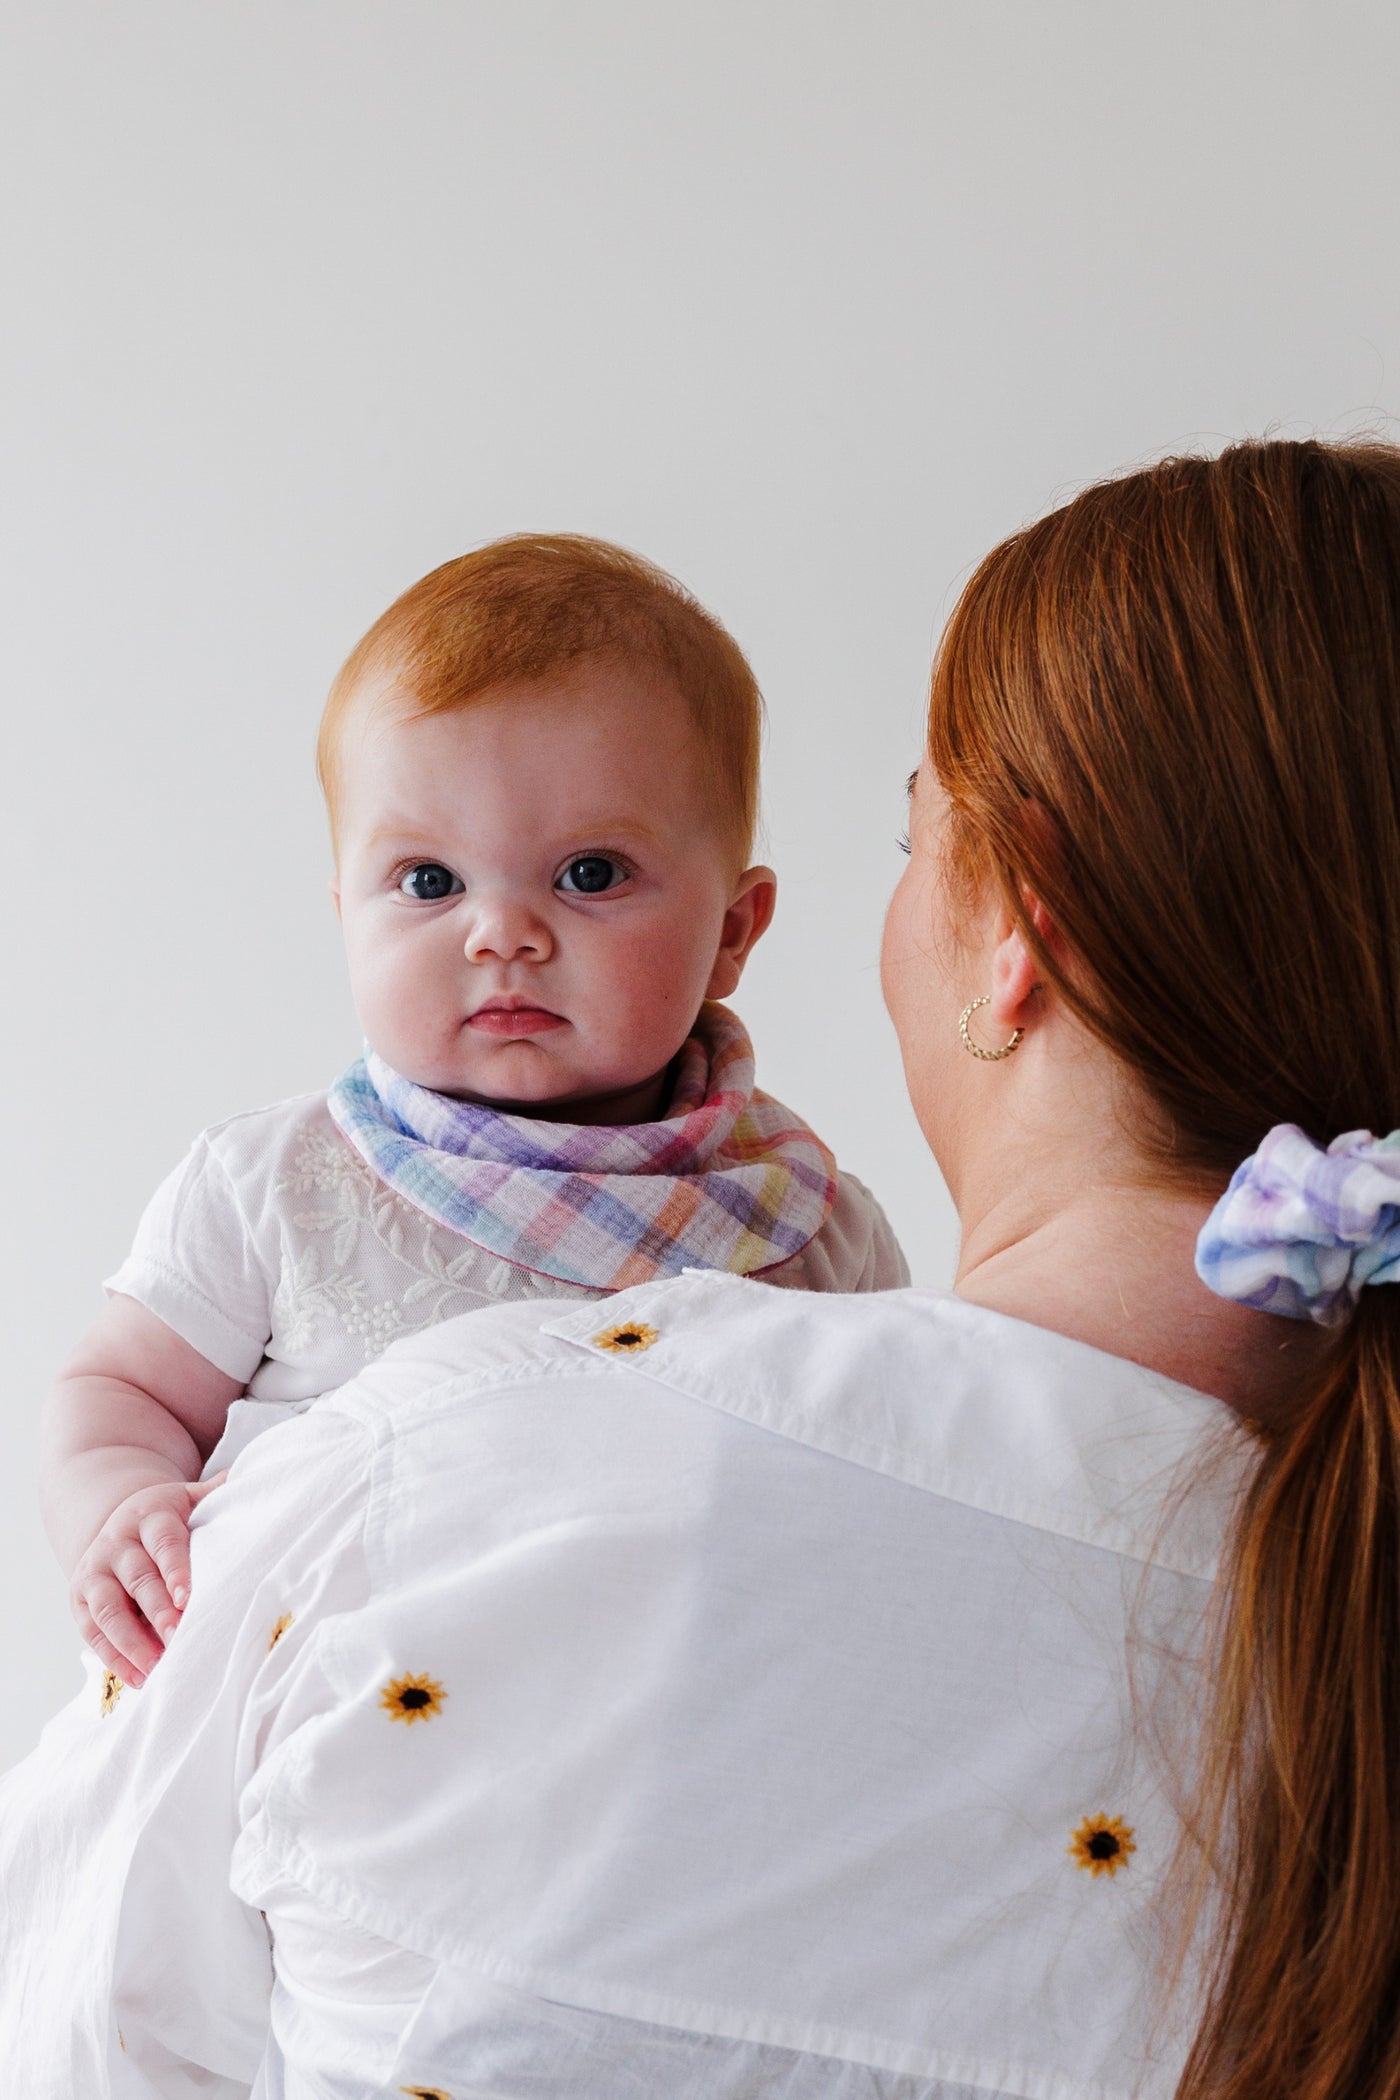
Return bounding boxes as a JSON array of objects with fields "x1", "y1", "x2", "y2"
[{"x1": 327, "y1": 1002, "x2": 838, "y2": 1291}]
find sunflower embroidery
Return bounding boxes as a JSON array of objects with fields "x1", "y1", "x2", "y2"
[
  {"x1": 100, "y1": 1670, "x2": 123, "y2": 1718},
  {"x1": 267, "y1": 1613, "x2": 294, "y2": 1652},
  {"x1": 1068, "y1": 1812, "x2": 1136, "y2": 1876},
  {"x1": 379, "y1": 1672, "x2": 448, "y2": 1724},
  {"x1": 592, "y1": 1321, "x2": 659, "y2": 1355}
]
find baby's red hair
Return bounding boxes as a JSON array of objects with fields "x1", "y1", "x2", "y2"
[{"x1": 318, "y1": 534, "x2": 764, "y2": 869}]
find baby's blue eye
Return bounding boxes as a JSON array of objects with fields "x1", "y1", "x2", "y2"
[
  {"x1": 399, "y1": 862, "x2": 462, "y2": 901},
  {"x1": 557, "y1": 856, "x2": 626, "y2": 895}
]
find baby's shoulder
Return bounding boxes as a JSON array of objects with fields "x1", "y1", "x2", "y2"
[
  {"x1": 189, "y1": 1088, "x2": 341, "y2": 1185},
  {"x1": 765, "y1": 1167, "x2": 910, "y2": 1294}
]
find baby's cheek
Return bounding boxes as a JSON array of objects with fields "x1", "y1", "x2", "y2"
[
  {"x1": 593, "y1": 922, "x2": 717, "y2": 1039},
  {"x1": 353, "y1": 948, "x2": 449, "y2": 1063}
]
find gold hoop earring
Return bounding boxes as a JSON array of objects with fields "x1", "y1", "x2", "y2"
[{"x1": 958, "y1": 996, "x2": 1024, "y2": 1062}]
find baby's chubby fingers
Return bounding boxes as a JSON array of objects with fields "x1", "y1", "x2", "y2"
[
  {"x1": 137, "y1": 1506, "x2": 194, "y2": 1618},
  {"x1": 70, "y1": 1474, "x2": 232, "y2": 1682},
  {"x1": 76, "y1": 1567, "x2": 166, "y2": 1684},
  {"x1": 139, "y1": 1472, "x2": 226, "y2": 1612},
  {"x1": 76, "y1": 1608, "x2": 147, "y2": 1691},
  {"x1": 110, "y1": 1538, "x2": 182, "y2": 1646}
]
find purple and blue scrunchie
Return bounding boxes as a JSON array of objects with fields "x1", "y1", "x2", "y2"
[{"x1": 1195, "y1": 1124, "x2": 1400, "y2": 1327}]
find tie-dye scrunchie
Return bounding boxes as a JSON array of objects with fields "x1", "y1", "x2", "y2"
[
  {"x1": 327, "y1": 1000, "x2": 838, "y2": 1292},
  {"x1": 1195, "y1": 1123, "x2": 1400, "y2": 1326}
]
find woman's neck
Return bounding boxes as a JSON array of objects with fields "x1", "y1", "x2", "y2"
[{"x1": 951, "y1": 1176, "x2": 1328, "y2": 1433}]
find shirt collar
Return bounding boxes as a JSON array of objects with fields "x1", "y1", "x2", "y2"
[{"x1": 540, "y1": 1271, "x2": 1256, "y2": 1581}]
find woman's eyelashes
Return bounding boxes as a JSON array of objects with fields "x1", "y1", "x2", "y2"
[
  {"x1": 896, "y1": 831, "x2": 911, "y2": 856},
  {"x1": 398, "y1": 861, "x2": 463, "y2": 901}
]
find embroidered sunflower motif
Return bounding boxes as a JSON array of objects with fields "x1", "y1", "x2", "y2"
[
  {"x1": 267, "y1": 1613, "x2": 294, "y2": 1652},
  {"x1": 593, "y1": 1321, "x2": 659, "y2": 1354},
  {"x1": 1068, "y1": 1812, "x2": 1136, "y2": 1876},
  {"x1": 379, "y1": 1672, "x2": 448, "y2": 1724},
  {"x1": 100, "y1": 1670, "x2": 123, "y2": 1717}
]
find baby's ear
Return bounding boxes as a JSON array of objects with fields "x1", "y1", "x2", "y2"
[{"x1": 705, "y1": 865, "x2": 777, "y2": 999}]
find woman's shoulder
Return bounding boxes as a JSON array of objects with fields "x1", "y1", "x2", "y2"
[{"x1": 345, "y1": 1271, "x2": 1250, "y2": 1583}]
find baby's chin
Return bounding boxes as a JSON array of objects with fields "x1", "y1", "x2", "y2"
[
  {"x1": 374, "y1": 1024, "x2": 682, "y2": 1124},
  {"x1": 436, "y1": 1057, "x2": 675, "y2": 1127}
]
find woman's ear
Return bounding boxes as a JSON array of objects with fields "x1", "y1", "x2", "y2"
[
  {"x1": 985, "y1": 890, "x2": 1061, "y2": 1033},
  {"x1": 1010, "y1": 800, "x2": 1074, "y2": 967},
  {"x1": 705, "y1": 866, "x2": 778, "y2": 1001}
]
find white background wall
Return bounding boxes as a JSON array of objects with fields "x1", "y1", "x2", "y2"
[{"x1": 4, "y1": 0, "x2": 1400, "y2": 1770}]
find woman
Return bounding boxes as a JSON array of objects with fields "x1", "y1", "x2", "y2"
[{"x1": 3, "y1": 436, "x2": 1395, "y2": 2099}]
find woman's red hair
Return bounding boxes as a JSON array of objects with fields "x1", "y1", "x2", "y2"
[{"x1": 929, "y1": 438, "x2": 1400, "y2": 2099}]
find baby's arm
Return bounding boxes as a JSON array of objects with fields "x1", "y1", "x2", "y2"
[{"x1": 40, "y1": 1293, "x2": 244, "y2": 1685}]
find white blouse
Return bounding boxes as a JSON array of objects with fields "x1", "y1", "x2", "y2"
[{"x1": 0, "y1": 1272, "x2": 1253, "y2": 2099}]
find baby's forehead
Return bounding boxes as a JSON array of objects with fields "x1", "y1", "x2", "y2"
[
  {"x1": 341, "y1": 660, "x2": 704, "y2": 774},
  {"x1": 332, "y1": 664, "x2": 424, "y2": 757},
  {"x1": 333, "y1": 663, "x2": 731, "y2": 845}
]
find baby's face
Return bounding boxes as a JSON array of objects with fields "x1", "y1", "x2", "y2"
[{"x1": 332, "y1": 661, "x2": 773, "y2": 1122}]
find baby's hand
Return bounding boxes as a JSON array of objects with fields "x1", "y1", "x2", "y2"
[{"x1": 70, "y1": 1475, "x2": 227, "y2": 1688}]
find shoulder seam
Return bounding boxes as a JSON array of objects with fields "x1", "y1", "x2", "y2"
[
  {"x1": 196, "y1": 1089, "x2": 331, "y2": 1141},
  {"x1": 336, "y1": 1352, "x2": 619, "y2": 1443}
]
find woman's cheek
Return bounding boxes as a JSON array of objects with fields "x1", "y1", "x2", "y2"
[{"x1": 880, "y1": 869, "x2": 916, "y2": 1020}]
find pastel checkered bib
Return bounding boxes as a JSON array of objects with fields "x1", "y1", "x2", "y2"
[{"x1": 327, "y1": 1002, "x2": 838, "y2": 1291}]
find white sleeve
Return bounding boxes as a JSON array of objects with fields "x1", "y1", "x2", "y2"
[
  {"x1": 0, "y1": 1402, "x2": 374, "y2": 2097},
  {"x1": 103, "y1": 1134, "x2": 277, "y2": 1381}
]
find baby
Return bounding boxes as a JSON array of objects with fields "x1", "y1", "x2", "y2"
[{"x1": 40, "y1": 534, "x2": 907, "y2": 1690}]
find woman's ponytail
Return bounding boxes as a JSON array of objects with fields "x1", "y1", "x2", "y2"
[{"x1": 1177, "y1": 1303, "x2": 1400, "y2": 2097}]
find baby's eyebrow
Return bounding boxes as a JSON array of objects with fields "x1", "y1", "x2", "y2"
[
  {"x1": 555, "y1": 817, "x2": 662, "y2": 845},
  {"x1": 364, "y1": 816, "x2": 667, "y2": 854},
  {"x1": 366, "y1": 819, "x2": 437, "y2": 850}
]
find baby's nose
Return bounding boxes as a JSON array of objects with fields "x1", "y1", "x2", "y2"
[{"x1": 462, "y1": 898, "x2": 552, "y2": 963}]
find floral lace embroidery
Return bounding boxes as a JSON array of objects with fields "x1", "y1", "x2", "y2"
[{"x1": 270, "y1": 1128, "x2": 594, "y2": 1367}]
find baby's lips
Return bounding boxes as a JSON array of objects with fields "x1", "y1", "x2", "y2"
[{"x1": 466, "y1": 1004, "x2": 568, "y2": 1035}]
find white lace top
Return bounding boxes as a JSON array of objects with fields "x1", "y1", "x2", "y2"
[{"x1": 105, "y1": 1093, "x2": 908, "y2": 1466}]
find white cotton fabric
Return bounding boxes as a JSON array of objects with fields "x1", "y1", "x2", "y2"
[
  {"x1": 0, "y1": 1274, "x2": 1255, "y2": 2100},
  {"x1": 103, "y1": 1091, "x2": 909, "y2": 1473}
]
